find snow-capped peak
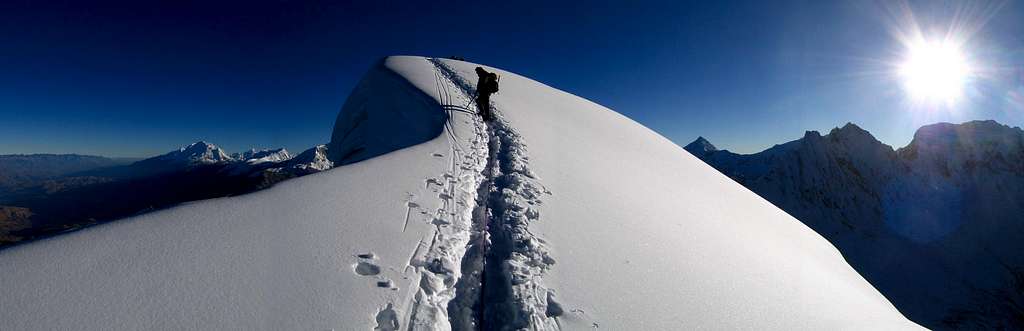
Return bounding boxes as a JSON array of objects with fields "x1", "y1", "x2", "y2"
[
  {"x1": 904, "y1": 120, "x2": 1023, "y2": 153},
  {"x1": 803, "y1": 130, "x2": 823, "y2": 140},
  {"x1": 683, "y1": 136, "x2": 718, "y2": 155},
  {"x1": 151, "y1": 141, "x2": 235, "y2": 165},
  {"x1": 899, "y1": 120, "x2": 1024, "y2": 176},
  {"x1": 829, "y1": 122, "x2": 870, "y2": 138},
  {"x1": 282, "y1": 144, "x2": 332, "y2": 173},
  {"x1": 234, "y1": 148, "x2": 292, "y2": 165},
  {"x1": 823, "y1": 123, "x2": 895, "y2": 157}
]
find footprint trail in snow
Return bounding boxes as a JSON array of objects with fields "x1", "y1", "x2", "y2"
[
  {"x1": 365, "y1": 57, "x2": 560, "y2": 331},
  {"x1": 392, "y1": 58, "x2": 491, "y2": 331},
  {"x1": 428, "y1": 58, "x2": 561, "y2": 331}
]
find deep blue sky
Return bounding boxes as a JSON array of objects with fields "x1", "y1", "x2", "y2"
[{"x1": 2, "y1": 0, "x2": 1022, "y2": 157}]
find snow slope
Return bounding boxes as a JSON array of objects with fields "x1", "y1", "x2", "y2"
[
  {"x1": 435, "y1": 59, "x2": 920, "y2": 330},
  {"x1": 0, "y1": 56, "x2": 920, "y2": 330},
  {"x1": 0, "y1": 57, "x2": 488, "y2": 330}
]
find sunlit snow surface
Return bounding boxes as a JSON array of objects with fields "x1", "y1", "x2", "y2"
[{"x1": 0, "y1": 56, "x2": 920, "y2": 330}]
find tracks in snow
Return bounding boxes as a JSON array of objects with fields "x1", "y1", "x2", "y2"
[
  {"x1": 427, "y1": 59, "x2": 561, "y2": 331},
  {"x1": 395, "y1": 59, "x2": 489, "y2": 330}
]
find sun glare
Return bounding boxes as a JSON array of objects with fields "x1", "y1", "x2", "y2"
[{"x1": 898, "y1": 40, "x2": 971, "y2": 103}]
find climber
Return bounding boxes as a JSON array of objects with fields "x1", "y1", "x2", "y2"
[{"x1": 475, "y1": 67, "x2": 499, "y2": 121}]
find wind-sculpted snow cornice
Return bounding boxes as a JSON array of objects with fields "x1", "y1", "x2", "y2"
[{"x1": 327, "y1": 57, "x2": 449, "y2": 166}]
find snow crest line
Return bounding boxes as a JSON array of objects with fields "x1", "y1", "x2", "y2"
[{"x1": 429, "y1": 59, "x2": 561, "y2": 331}]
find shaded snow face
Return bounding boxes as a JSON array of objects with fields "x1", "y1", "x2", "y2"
[
  {"x1": 688, "y1": 121, "x2": 1023, "y2": 244},
  {"x1": 327, "y1": 58, "x2": 448, "y2": 165},
  {"x1": 881, "y1": 178, "x2": 964, "y2": 243},
  {"x1": 688, "y1": 119, "x2": 1024, "y2": 328},
  {"x1": 887, "y1": 120, "x2": 1024, "y2": 243}
]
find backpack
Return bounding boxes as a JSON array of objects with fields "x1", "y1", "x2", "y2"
[{"x1": 487, "y1": 73, "x2": 499, "y2": 93}]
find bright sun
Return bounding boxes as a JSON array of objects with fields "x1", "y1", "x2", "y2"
[{"x1": 898, "y1": 40, "x2": 971, "y2": 103}]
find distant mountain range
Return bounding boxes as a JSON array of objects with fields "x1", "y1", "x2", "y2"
[
  {"x1": 0, "y1": 154, "x2": 137, "y2": 193},
  {"x1": 0, "y1": 142, "x2": 334, "y2": 247},
  {"x1": 686, "y1": 120, "x2": 1024, "y2": 329}
]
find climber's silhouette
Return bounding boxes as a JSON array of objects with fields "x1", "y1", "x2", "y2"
[{"x1": 475, "y1": 67, "x2": 499, "y2": 121}]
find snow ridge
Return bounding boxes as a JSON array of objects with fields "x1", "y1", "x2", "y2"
[
  {"x1": 429, "y1": 58, "x2": 559, "y2": 330},
  {"x1": 397, "y1": 59, "x2": 489, "y2": 330},
  {"x1": 235, "y1": 148, "x2": 292, "y2": 165}
]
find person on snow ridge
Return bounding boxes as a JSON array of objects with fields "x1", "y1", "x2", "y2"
[{"x1": 475, "y1": 67, "x2": 499, "y2": 121}]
